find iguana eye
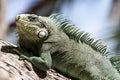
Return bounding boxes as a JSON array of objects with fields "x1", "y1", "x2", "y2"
[
  {"x1": 28, "y1": 16, "x2": 37, "y2": 21},
  {"x1": 38, "y1": 22, "x2": 46, "y2": 28},
  {"x1": 38, "y1": 30, "x2": 48, "y2": 39}
]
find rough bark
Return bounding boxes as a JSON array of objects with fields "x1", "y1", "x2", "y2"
[{"x1": 0, "y1": 39, "x2": 71, "y2": 80}]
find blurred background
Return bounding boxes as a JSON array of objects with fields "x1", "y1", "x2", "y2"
[{"x1": 0, "y1": 0, "x2": 120, "y2": 54}]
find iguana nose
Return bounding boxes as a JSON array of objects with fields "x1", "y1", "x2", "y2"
[{"x1": 16, "y1": 15, "x2": 20, "y2": 21}]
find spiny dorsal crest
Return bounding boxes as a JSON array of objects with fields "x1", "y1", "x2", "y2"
[{"x1": 49, "y1": 13, "x2": 110, "y2": 57}]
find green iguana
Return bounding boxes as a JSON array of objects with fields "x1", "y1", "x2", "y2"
[{"x1": 13, "y1": 14, "x2": 120, "y2": 80}]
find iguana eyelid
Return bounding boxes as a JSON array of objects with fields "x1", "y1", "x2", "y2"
[{"x1": 37, "y1": 21, "x2": 47, "y2": 28}]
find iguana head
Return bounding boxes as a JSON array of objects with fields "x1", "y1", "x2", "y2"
[
  {"x1": 16, "y1": 14, "x2": 49, "y2": 41},
  {"x1": 15, "y1": 14, "x2": 69, "y2": 53}
]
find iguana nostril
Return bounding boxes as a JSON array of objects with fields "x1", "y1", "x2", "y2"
[{"x1": 16, "y1": 15, "x2": 20, "y2": 21}]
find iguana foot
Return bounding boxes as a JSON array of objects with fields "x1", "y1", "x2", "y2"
[
  {"x1": 13, "y1": 47, "x2": 52, "y2": 71},
  {"x1": 13, "y1": 47, "x2": 32, "y2": 61}
]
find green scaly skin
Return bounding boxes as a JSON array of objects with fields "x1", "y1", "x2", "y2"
[{"x1": 14, "y1": 14, "x2": 120, "y2": 80}]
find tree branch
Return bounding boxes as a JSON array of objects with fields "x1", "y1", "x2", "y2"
[{"x1": 0, "y1": 39, "x2": 70, "y2": 80}]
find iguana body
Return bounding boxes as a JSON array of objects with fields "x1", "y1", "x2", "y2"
[{"x1": 14, "y1": 14, "x2": 120, "y2": 80}]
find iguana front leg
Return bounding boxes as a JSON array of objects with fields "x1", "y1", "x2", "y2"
[{"x1": 13, "y1": 48, "x2": 52, "y2": 71}]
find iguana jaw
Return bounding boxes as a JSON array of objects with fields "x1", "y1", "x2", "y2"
[{"x1": 16, "y1": 14, "x2": 48, "y2": 39}]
